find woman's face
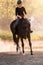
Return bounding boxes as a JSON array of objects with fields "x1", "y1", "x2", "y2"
[{"x1": 18, "y1": 3, "x2": 22, "y2": 8}]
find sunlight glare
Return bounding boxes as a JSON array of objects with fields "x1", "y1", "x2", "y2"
[{"x1": 40, "y1": 0, "x2": 43, "y2": 3}]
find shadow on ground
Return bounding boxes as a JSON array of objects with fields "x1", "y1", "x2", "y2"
[{"x1": 0, "y1": 51, "x2": 43, "y2": 65}]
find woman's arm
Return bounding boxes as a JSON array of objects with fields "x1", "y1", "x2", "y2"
[
  {"x1": 15, "y1": 8, "x2": 22, "y2": 19},
  {"x1": 23, "y1": 11, "x2": 27, "y2": 18},
  {"x1": 17, "y1": 15, "x2": 22, "y2": 19},
  {"x1": 23, "y1": 7, "x2": 27, "y2": 18}
]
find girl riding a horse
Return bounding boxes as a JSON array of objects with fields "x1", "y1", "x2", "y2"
[
  {"x1": 10, "y1": 0, "x2": 33, "y2": 55},
  {"x1": 14, "y1": 0, "x2": 33, "y2": 33}
]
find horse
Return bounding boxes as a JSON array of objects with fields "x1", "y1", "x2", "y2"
[{"x1": 10, "y1": 18, "x2": 33, "y2": 55}]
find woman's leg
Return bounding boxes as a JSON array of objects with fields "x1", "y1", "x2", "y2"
[{"x1": 15, "y1": 18, "x2": 19, "y2": 26}]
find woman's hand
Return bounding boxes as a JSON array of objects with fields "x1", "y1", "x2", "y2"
[
  {"x1": 23, "y1": 12, "x2": 27, "y2": 18},
  {"x1": 24, "y1": 15, "x2": 27, "y2": 19},
  {"x1": 19, "y1": 16, "x2": 22, "y2": 19},
  {"x1": 17, "y1": 15, "x2": 22, "y2": 19}
]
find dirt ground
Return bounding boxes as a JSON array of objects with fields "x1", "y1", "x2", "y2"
[
  {"x1": 0, "y1": 40, "x2": 43, "y2": 65},
  {"x1": 0, "y1": 51, "x2": 43, "y2": 65}
]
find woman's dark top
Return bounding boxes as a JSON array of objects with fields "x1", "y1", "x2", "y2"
[{"x1": 15, "y1": 7, "x2": 27, "y2": 18}]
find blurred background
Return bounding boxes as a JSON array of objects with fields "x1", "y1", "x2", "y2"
[{"x1": 0, "y1": 0, "x2": 43, "y2": 40}]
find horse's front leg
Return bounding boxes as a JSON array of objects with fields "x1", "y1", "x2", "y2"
[
  {"x1": 28, "y1": 35, "x2": 33, "y2": 55},
  {"x1": 16, "y1": 35, "x2": 19, "y2": 52},
  {"x1": 21, "y1": 38, "x2": 24, "y2": 53},
  {"x1": 13, "y1": 34, "x2": 19, "y2": 52}
]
